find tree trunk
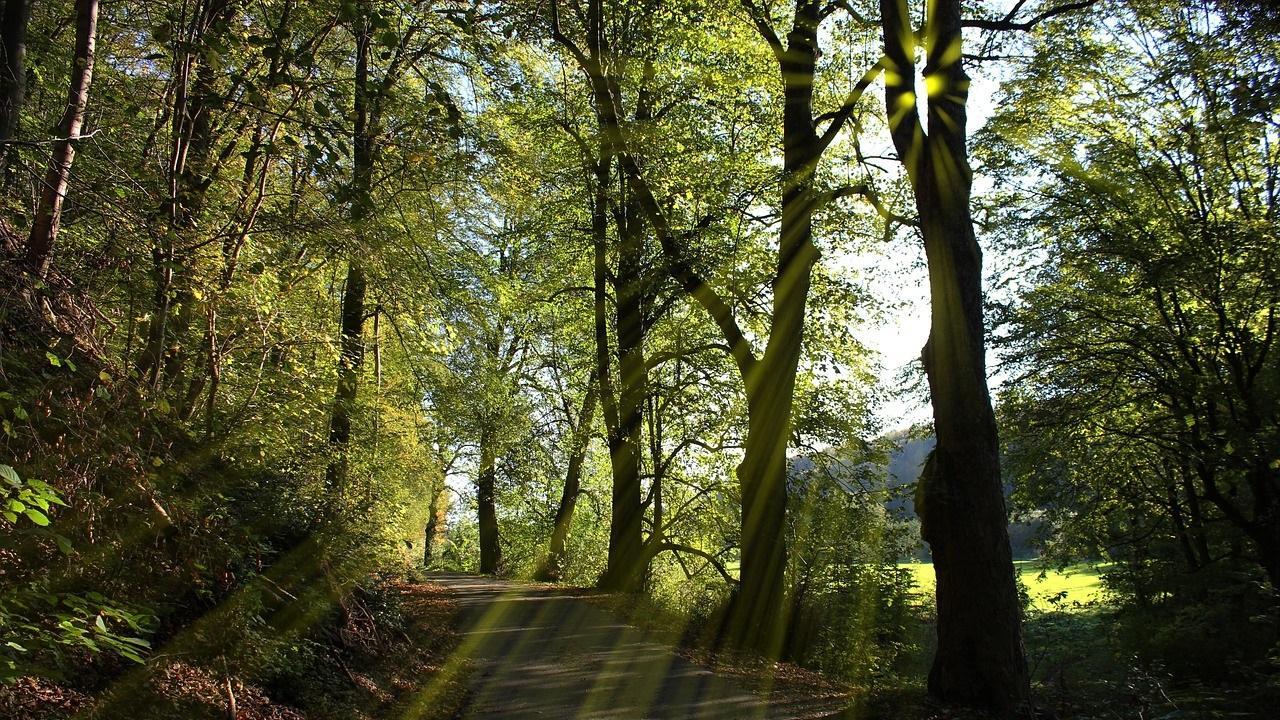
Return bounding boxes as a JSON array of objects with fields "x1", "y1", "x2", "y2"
[
  {"x1": 879, "y1": 0, "x2": 1029, "y2": 713},
  {"x1": 725, "y1": 4, "x2": 823, "y2": 655},
  {"x1": 477, "y1": 428, "x2": 502, "y2": 575},
  {"x1": 538, "y1": 376, "x2": 599, "y2": 581},
  {"x1": 26, "y1": 0, "x2": 98, "y2": 278},
  {"x1": 1245, "y1": 463, "x2": 1280, "y2": 589},
  {"x1": 424, "y1": 462, "x2": 447, "y2": 567},
  {"x1": 136, "y1": 0, "x2": 235, "y2": 390},
  {"x1": 323, "y1": 4, "x2": 374, "y2": 498},
  {"x1": 0, "y1": 0, "x2": 30, "y2": 183},
  {"x1": 324, "y1": 262, "x2": 366, "y2": 496},
  {"x1": 601, "y1": 186, "x2": 649, "y2": 593}
]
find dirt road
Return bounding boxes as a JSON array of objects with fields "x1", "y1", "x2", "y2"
[{"x1": 431, "y1": 573, "x2": 850, "y2": 720}]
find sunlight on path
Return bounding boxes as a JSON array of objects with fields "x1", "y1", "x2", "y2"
[{"x1": 427, "y1": 574, "x2": 849, "y2": 720}]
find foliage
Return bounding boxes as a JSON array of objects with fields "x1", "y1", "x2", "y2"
[{"x1": 0, "y1": 0, "x2": 1275, "y2": 715}]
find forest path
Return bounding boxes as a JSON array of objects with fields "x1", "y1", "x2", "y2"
[{"x1": 428, "y1": 573, "x2": 851, "y2": 720}]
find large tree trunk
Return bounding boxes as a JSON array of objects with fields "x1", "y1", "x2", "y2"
[
  {"x1": 26, "y1": 0, "x2": 98, "y2": 278},
  {"x1": 601, "y1": 186, "x2": 649, "y2": 593},
  {"x1": 477, "y1": 428, "x2": 502, "y2": 574},
  {"x1": 724, "y1": 3, "x2": 823, "y2": 656},
  {"x1": 879, "y1": 0, "x2": 1029, "y2": 713},
  {"x1": 0, "y1": 0, "x2": 30, "y2": 183},
  {"x1": 538, "y1": 375, "x2": 599, "y2": 581}
]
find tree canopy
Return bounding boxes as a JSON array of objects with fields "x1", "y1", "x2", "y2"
[{"x1": 1, "y1": 0, "x2": 1277, "y2": 717}]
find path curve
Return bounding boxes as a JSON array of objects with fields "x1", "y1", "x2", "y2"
[{"x1": 430, "y1": 573, "x2": 849, "y2": 720}]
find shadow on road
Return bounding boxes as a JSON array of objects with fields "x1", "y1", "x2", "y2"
[{"x1": 430, "y1": 573, "x2": 850, "y2": 719}]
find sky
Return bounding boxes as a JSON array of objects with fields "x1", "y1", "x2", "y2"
[{"x1": 850, "y1": 57, "x2": 1004, "y2": 432}]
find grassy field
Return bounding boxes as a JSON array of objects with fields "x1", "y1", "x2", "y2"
[{"x1": 901, "y1": 560, "x2": 1106, "y2": 610}]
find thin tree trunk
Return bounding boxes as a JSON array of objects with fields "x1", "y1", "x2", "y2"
[
  {"x1": 538, "y1": 375, "x2": 599, "y2": 581},
  {"x1": 879, "y1": 0, "x2": 1029, "y2": 713},
  {"x1": 0, "y1": 0, "x2": 30, "y2": 184},
  {"x1": 26, "y1": 0, "x2": 98, "y2": 278},
  {"x1": 323, "y1": 3, "x2": 373, "y2": 498},
  {"x1": 139, "y1": 0, "x2": 237, "y2": 391}
]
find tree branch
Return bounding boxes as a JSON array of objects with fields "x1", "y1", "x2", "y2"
[
  {"x1": 822, "y1": 183, "x2": 918, "y2": 226},
  {"x1": 740, "y1": 0, "x2": 784, "y2": 60},
  {"x1": 963, "y1": 0, "x2": 1096, "y2": 31},
  {"x1": 815, "y1": 56, "x2": 886, "y2": 155},
  {"x1": 656, "y1": 542, "x2": 738, "y2": 585},
  {"x1": 615, "y1": 152, "x2": 760, "y2": 380},
  {"x1": 644, "y1": 343, "x2": 734, "y2": 370}
]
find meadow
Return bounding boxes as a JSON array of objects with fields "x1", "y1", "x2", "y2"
[{"x1": 901, "y1": 561, "x2": 1106, "y2": 611}]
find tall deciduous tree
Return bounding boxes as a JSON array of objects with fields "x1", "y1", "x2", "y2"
[
  {"x1": 877, "y1": 0, "x2": 1028, "y2": 712},
  {"x1": 990, "y1": 0, "x2": 1280, "y2": 590}
]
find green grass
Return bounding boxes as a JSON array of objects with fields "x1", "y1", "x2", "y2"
[{"x1": 900, "y1": 560, "x2": 1106, "y2": 611}]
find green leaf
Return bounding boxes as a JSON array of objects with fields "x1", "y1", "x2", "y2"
[
  {"x1": 0, "y1": 464, "x2": 20, "y2": 488},
  {"x1": 46, "y1": 351, "x2": 61, "y2": 367},
  {"x1": 24, "y1": 508, "x2": 49, "y2": 526}
]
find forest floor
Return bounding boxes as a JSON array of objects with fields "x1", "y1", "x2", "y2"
[{"x1": 429, "y1": 573, "x2": 854, "y2": 719}]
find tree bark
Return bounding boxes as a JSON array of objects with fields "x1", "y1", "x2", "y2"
[
  {"x1": 324, "y1": 262, "x2": 367, "y2": 496},
  {"x1": 0, "y1": 0, "x2": 30, "y2": 183},
  {"x1": 601, "y1": 180, "x2": 649, "y2": 593},
  {"x1": 323, "y1": 3, "x2": 374, "y2": 498},
  {"x1": 26, "y1": 0, "x2": 98, "y2": 278},
  {"x1": 879, "y1": 0, "x2": 1029, "y2": 714},
  {"x1": 477, "y1": 427, "x2": 502, "y2": 575},
  {"x1": 538, "y1": 375, "x2": 599, "y2": 581}
]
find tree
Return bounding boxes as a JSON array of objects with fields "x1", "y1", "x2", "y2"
[
  {"x1": 538, "y1": 372, "x2": 598, "y2": 580},
  {"x1": 988, "y1": 0, "x2": 1280, "y2": 589},
  {"x1": 26, "y1": 0, "x2": 98, "y2": 279},
  {"x1": 564, "y1": 0, "x2": 894, "y2": 652},
  {"x1": 0, "y1": 0, "x2": 30, "y2": 183},
  {"x1": 876, "y1": 0, "x2": 1029, "y2": 712}
]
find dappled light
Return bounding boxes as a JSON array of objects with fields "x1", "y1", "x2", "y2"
[{"x1": 1, "y1": 0, "x2": 1276, "y2": 719}]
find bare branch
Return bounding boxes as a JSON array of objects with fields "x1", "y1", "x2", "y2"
[
  {"x1": 963, "y1": 0, "x2": 1096, "y2": 31},
  {"x1": 822, "y1": 183, "x2": 918, "y2": 226}
]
